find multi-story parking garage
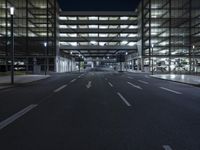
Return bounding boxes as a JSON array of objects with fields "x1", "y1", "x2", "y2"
[
  {"x1": 1, "y1": 0, "x2": 200, "y2": 74},
  {"x1": 135, "y1": 0, "x2": 200, "y2": 74}
]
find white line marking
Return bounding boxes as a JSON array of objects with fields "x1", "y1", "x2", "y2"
[
  {"x1": 86, "y1": 81, "x2": 92, "y2": 89},
  {"x1": 78, "y1": 74, "x2": 84, "y2": 78},
  {"x1": 127, "y1": 82, "x2": 142, "y2": 90},
  {"x1": 70, "y1": 79, "x2": 76, "y2": 83},
  {"x1": 108, "y1": 82, "x2": 113, "y2": 87},
  {"x1": 138, "y1": 80, "x2": 149, "y2": 84},
  {"x1": 163, "y1": 145, "x2": 173, "y2": 150},
  {"x1": 127, "y1": 77, "x2": 134, "y2": 79},
  {"x1": 160, "y1": 87, "x2": 182, "y2": 95},
  {"x1": 117, "y1": 92, "x2": 131, "y2": 107},
  {"x1": 0, "y1": 104, "x2": 38, "y2": 130},
  {"x1": 54, "y1": 84, "x2": 67, "y2": 93}
]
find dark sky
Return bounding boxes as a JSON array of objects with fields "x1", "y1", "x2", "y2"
[{"x1": 58, "y1": 0, "x2": 140, "y2": 11}]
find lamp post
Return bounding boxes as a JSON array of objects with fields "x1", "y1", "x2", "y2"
[
  {"x1": 192, "y1": 45, "x2": 195, "y2": 73},
  {"x1": 10, "y1": 7, "x2": 15, "y2": 84},
  {"x1": 70, "y1": 51, "x2": 73, "y2": 72},
  {"x1": 151, "y1": 44, "x2": 154, "y2": 75},
  {"x1": 44, "y1": 42, "x2": 47, "y2": 75}
]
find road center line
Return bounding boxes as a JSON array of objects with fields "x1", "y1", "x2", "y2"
[
  {"x1": 127, "y1": 82, "x2": 142, "y2": 90},
  {"x1": 0, "y1": 104, "x2": 38, "y2": 130},
  {"x1": 138, "y1": 80, "x2": 149, "y2": 84},
  {"x1": 78, "y1": 74, "x2": 84, "y2": 78},
  {"x1": 108, "y1": 82, "x2": 113, "y2": 87},
  {"x1": 70, "y1": 79, "x2": 76, "y2": 83},
  {"x1": 160, "y1": 87, "x2": 182, "y2": 95},
  {"x1": 127, "y1": 77, "x2": 134, "y2": 79},
  {"x1": 117, "y1": 92, "x2": 131, "y2": 107},
  {"x1": 163, "y1": 145, "x2": 173, "y2": 150},
  {"x1": 54, "y1": 84, "x2": 67, "y2": 93},
  {"x1": 86, "y1": 81, "x2": 92, "y2": 89}
]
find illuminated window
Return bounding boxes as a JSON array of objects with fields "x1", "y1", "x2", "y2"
[
  {"x1": 68, "y1": 17, "x2": 77, "y2": 20},
  {"x1": 59, "y1": 16, "x2": 67, "y2": 20},
  {"x1": 108, "y1": 34, "x2": 117, "y2": 37},
  {"x1": 128, "y1": 34, "x2": 137, "y2": 37},
  {"x1": 121, "y1": 41, "x2": 128, "y2": 45},
  {"x1": 99, "y1": 25, "x2": 108, "y2": 29},
  {"x1": 128, "y1": 42, "x2": 136, "y2": 46},
  {"x1": 59, "y1": 25, "x2": 68, "y2": 29},
  {"x1": 90, "y1": 41, "x2": 98, "y2": 45},
  {"x1": 88, "y1": 16, "x2": 98, "y2": 20},
  {"x1": 109, "y1": 25, "x2": 118, "y2": 29},
  {"x1": 80, "y1": 34, "x2": 88, "y2": 37},
  {"x1": 99, "y1": 42, "x2": 106, "y2": 46},
  {"x1": 68, "y1": 34, "x2": 77, "y2": 37},
  {"x1": 120, "y1": 16, "x2": 129, "y2": 20},
  {"x1": 89, "y1": 25, "x2": 98, "y2": 29},
  {"x1": 59, "y1": 33, "x2": 68, "y2": 37},
  {"x1": 70, "y1": 42, "x2": 78, "y2": 46},
  {"x1": 99, "y1": 17, "x2": 109, "y2": 20},
  {"x1": 79, "y1": 17, "x2": 88, "y2": 20},
  {"x1": 120, "y1": 33, "x2": 128, "y2": 37},
  {"x1": 129, "y1": 25, "x2": 137, "y2": 29},
  {"x1": 68, "y1": 25, "x2": 77, "y2": 29},
  {"x1": 99, "y1": 34, "x2": 108, "y2": 37},
  {"x1": 89, "y1": 33, "x2": 98, "y2": 37},
  {"x1": 79, "y1": 25, "x2": 88, "y2": 29},
  {"x1": 120, "y1": 25, "x2": 128, "y2": 29},
  {"x1": 109, "y1": 17, "x2": 118, "y2": 20}
]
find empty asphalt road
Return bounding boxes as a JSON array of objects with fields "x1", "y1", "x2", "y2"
[{"x1": 0, "y1": 69, "x2": 200, "y2": 150}]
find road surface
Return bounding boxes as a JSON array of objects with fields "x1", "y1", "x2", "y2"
[{"x1": 0, "y1": 69, "x2": 200, "y2": 150}]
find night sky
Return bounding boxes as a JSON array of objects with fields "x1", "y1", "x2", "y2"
[{"x1": 58, "y1": 0, "x2": 140, "y2": 11}]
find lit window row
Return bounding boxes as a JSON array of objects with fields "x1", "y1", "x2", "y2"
[
  {"x1": 59, "y1": 16, "x2": 136, "y2": 21},
  {"x1": 59, "y1": 25, "x2": 138, "y2": 29},
  {"x1": 59, "y1": 33, "x2": 138, "y2": 37},
  {"x1": 59, "y1": 41, "x2": 136, "y2": 46}
]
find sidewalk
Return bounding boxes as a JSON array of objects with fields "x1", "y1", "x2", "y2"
[
  {"x1": 0, "y1": 75, "x2": 50, "y2": 90},
  {"x1": 151, "y1": 74, "x2": 200, "y2": 86}
]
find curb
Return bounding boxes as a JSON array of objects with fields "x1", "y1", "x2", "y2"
[
  {"x1": 150, "y1": 75, "x2": 200, "y2": 87},
  {"x1": 0, "y1": 76, "x2": 51, "y2": 91}
]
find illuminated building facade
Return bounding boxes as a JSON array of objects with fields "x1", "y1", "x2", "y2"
[
  {"x1": 132, "y1": 0, "x2": 200, "y2": 74},
  {"x1": 1, "y1": 0, "x2": 200, "y2": 74}
]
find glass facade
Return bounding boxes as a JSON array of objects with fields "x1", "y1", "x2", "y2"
[
  {"x1": 0, "y1": 0, "x2": 59, "y2": 72},
  {"x1": 59, "y1": 12, "x2": 138, "y2": 59},
  {"x1": 136, "y1": 0, "x2": 200, "y2": 74},
  {"x1": 1, "y1": 0, "x2": 200, "y2": 74}
]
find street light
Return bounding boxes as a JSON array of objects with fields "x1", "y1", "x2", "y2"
[
  {"x1": 44, "y1": 42, "x2": 47, "y2": 75},
  {"x1": 192, "y1": 45, "x2": 195, "y2": 73},
  {"x1": 151, "y1": 44, "x2": 154, "y2": 75},
  {"x1": 10, "y1": 7, "x2": 15, "y2": 84}
]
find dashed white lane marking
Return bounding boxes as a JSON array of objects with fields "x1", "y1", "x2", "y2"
[
  {"x1": 160, "y1": 87, "x2": 182, "y2": 95},
  {"x1": 0, "y1": 104, "x2": 38, "y2": 130},
  {"x1": 163, "y1": 145, "x2": 173, "y2": 150},
  {"x1": 117, "y1": 92, "x2": 131, "y2": 107},
  {"x1": 70, "y1": 79, "x2": 76, "y2": 83},
  {"x1": 54, "y1": 84, "x2": 68, "y2": 93},
  {"x1": 108, "y1": 82, "x2": 113, "y2": 87},
  {"x1": 127, "y1": 82, "x2": 142, "y2": 90},
  {"x1": 86, "y1": 81, "x2": 92, "y2": 89},
  {"x1": 127, "y1": 77, "x2": 134, "y2": 79},
  {"x1": 138, "y1": 80, "x2": 149, "y2": 84}
]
